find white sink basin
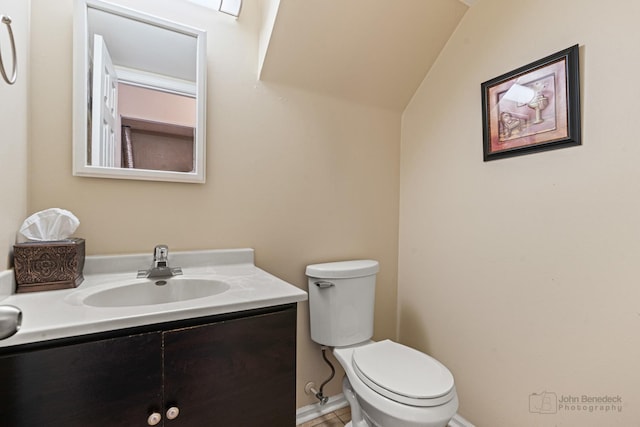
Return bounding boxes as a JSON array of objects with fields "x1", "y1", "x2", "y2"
[{"x1": 81, "y1": 277, "x2": 231, "y2": 307}]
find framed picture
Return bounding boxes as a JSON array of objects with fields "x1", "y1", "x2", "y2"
[{"x1": 481, "y1": 45, "x2": 581, "y2": 161}]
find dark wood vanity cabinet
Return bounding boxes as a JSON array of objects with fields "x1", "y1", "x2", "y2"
[
  {"x1": 0, "y1": 332, "x2": 162, "y2": 426},
  {"x1": 0, "y1": 304, "x2": 297, "y2": 427},
  {"x1": 164, "y1": 306, "x2": 296, "y2": 426}
]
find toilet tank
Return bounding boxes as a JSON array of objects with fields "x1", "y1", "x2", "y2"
[{"x1": 306, "y1": 260, "x2": 379, "y2": 347}]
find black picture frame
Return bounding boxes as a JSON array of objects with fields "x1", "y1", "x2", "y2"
[{"x1": 481, "y1": 45, "x2": 581, "y2": 161}]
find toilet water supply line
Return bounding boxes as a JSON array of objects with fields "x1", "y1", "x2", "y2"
[{"x1": 309, "y1": 346, "x2": 335, "y2": 405}]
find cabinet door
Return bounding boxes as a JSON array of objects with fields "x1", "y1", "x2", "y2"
[
  {"x1": 164, "y1": 308, "x2": 296, "y2": 426},
  {"x1": 0, "y1": 332, "x2": 163, "y2": 427}
]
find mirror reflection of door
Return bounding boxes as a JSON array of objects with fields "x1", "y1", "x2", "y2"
[
  {"x1": 85, "y1": 4, "x2": 199, "y2": 174},
  {"x1": 91, "y1": 34, "x2": 119, "y2": 168},
  {"x1": 89, "y1": 43, "x2": 197, "y2": 172}
]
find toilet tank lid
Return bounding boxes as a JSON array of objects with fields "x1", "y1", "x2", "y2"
[{"x1": 305, "y1": 260, "x2": 379, "y2": 279}]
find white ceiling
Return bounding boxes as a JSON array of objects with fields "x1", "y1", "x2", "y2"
[
  {"x1": 258, "y1": 0, "x2": 470, "y2": 111},
  {"x1": 86, "y1": 0, "x2": 471, "y2": 111}
]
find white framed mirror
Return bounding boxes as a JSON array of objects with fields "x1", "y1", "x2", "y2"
[{"x1": 72, "y1": 0, "x2": 207, "y2": 183}]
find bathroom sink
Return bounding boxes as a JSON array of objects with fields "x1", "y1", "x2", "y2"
[{"x1": 81, "y1": 277, "x2": 231, "y2": 308}]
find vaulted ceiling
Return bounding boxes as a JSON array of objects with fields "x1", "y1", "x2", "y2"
[{"x1": 258, "y1": 0, "x2": 470, "y2": 111}]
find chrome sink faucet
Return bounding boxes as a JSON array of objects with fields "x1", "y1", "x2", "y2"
[{"x1": 137, "y1": 244, "x2": 183, "y2": 279}]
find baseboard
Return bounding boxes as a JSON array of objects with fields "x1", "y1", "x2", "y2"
[
  {"x1": 296, "y1": 393, "x2": 474, "y2": 427},
  {"x1": 296, "y1": 393, "x2": 349, "y2": 425}
]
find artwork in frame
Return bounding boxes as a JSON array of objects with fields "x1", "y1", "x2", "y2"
[{"x1": 481, "y1": 44, "x2": 581, "y2": 161}]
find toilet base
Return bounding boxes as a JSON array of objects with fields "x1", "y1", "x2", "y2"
[{"x1": 342, "y1": 376, "x2": 371, "y2": 427}]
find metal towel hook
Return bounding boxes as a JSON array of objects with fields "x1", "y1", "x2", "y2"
[{"x1": 0, "y1": 15, "x2": 17, "y2": 85}]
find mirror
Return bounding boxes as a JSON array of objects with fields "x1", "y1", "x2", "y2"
[{"x1": 72, "y1": 0, "x2": 207, "y2": 183}]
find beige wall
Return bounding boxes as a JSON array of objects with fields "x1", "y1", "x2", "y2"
[
  {"x1": 28, "y1": 0, "x2": 399, "y2": 407},
  {"x1": 0, "y1": 0, "x2": 28, "y2": 270},
  {"x1": 400, "y1": 0, "x2": 640, "y2": 425}
]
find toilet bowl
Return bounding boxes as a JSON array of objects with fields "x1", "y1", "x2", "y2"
[
  {"x1": 334, "y1": 341, "x2": 458, "y2": 427},
  {"x1": 306, "y1": 260, "x2": 458, "y2": 427}
]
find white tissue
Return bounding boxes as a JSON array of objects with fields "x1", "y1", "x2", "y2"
[{"x1": 19, "y1": 208, "x2": 80, "y2": 241}]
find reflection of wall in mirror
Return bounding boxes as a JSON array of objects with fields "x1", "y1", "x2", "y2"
[
  {"x1": 118, "y1": 83, "x2": 196, "y2": 127},
  {"x1": 118, "y1": 84, "x2": 196, "y2": 172}
]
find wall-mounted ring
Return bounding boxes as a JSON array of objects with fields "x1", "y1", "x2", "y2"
[{"x1": 0, "y1": 15, "x2": 17, "y2": 85}]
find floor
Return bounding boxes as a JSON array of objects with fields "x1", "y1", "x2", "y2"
[{"x1": 297, "y1": 406, "x2": 352, "y2": 427}]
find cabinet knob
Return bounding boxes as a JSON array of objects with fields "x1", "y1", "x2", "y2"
[
  {"x1": 147, "y1": 412, "x2": 162, "y2": 425},
  {"x1": 166, "y1": 406, "x2": 180, "y2": 420}
]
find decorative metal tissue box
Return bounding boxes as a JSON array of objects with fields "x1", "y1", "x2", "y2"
[{"x1": 13, "y1": 238, "x2": 85, "y2": 293}]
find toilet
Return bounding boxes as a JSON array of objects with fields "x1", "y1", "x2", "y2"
[{"x1": 306, "y1": 260, "x2": 458, "y2": 427}]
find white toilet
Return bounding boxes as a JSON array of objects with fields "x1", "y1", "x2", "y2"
[{"x1": 306, "y1": 260, "x2": 458, "y2": 427}]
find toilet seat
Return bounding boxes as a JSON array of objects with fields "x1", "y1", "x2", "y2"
[{"x1": 352, "y1": 340, "x2": 455, "y2": 407}]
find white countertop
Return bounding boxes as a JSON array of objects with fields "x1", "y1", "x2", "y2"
[{"x1": 0, "y1": 248, "x2": 307, "y2": 348}]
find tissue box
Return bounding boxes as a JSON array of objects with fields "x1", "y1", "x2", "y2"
[{"x1": 13, "y1": 238, "x2": 85, "y2": 293}]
